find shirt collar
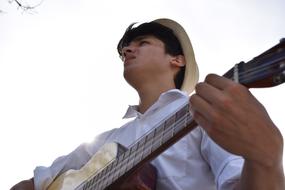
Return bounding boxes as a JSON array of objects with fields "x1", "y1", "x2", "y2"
[
  {"x1": 122, "y1": 89, "x2": 188, "y2": 119},
  {"x1": 123, "y1": 105, "x2": 141, "y2": 119}
]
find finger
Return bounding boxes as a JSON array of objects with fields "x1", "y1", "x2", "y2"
[
  {"x1": 195, "y1": 82, "x2": 225, "y2": 106},
  {"x1": 190, "y1": 108, "x2": 211, "y2": 132},
  {"x1": 189, "y1": 94, "x2": 214, "y2": 122},
  {"x1": 205, "y1": 73, "x2": 234, "y2": 90}
]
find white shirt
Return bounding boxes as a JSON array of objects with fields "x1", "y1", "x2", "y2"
[{"x1": 34, "y1": 89, "x2": 244, "y2": 190}]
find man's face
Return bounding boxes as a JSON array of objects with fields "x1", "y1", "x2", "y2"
[{"x1": 121, "y1": 35, "x2": 175, "y2": 84}]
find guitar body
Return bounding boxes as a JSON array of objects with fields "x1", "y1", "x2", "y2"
[
  {"x1": 48, "y1": 142, "x2": 157, "y2": 190},
  {"x1": 48, "y1": 143, "x2": 119, "y2": 190}
]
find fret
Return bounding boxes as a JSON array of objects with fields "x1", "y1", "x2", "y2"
[
  {"x1": 152, "y1": 123, "x2": 164, "y2": 150},
  {"x1": 85, "y1": 173, "x2": 95, "y2": 190},
  {"x1": 145, "y1": 129, "x2": 155, "y2": 153},
  {"x1": 151, "y1": 139, "x2": 162, "y2": 152},
  {"x1": 97, "y1": 166, "x2": 105, "y2": 181},
  {"x1": 105, "y1": 169, "x2": 120, "y2": 188},
  {"x1": 104, "y1": 162, "x2": 113, "y2": 178},
  {"x1": 89, "y1": 177, "x2": 98, "y2": 190},
  {"x1": 98, "y1": 176, "x2": 108, "y2": 190},
  {"x1": 186, "y1": 113, "x2": 194, "y2": 125},
  {"x1": 164, "y1": 114, "x2": 176, "y2": 130},
  {"x1": 100, "y1": 166, "x2": 108, "y2": 181},
  {"x1": 82, "y1": 179, "x2": 89, "y2": 189},
  {"x1": 142, "y1": 143, "x2": 152, "y2": 159},
  {"x1": 102, "y1": 162, "x2": 119, "y2": 190},
  {"x1": 234, "y1": 63, "x2": 239, "y2": 82},
  {"x1": 134, "y1": 140, "x2": 146, "y2": 165},
  {"x1": 162, "y1": 130, "x2": 173, "y2": 144},
  {"x1": 96, "y1": 168, "x2": 107, "y2": 190},
  {"x1": 117, "y1": 166, "x2": 127, "y2": 181},
  {"x1": 133, "y1": 154, "x2": 141, "y2": 165},
  {"x1": 125, "y1": 157, "x2": 135, "y2": 172},
  {"x1": 94, "y1": 158, "x2": 117, "y2": 189},
  {"x1": 130, "y1": 142, "x2": 139, "y2": 154},
  {"x1": 112, "y1": 154, "x2": 129, "y2": 181},
  {"x1": 173, "y1": 121, "x2": 185, "y2": 135},
  {"x1": 102, "y1": 161, "x2": 118, "y2": 188},
  {"x1": 127, "y1": 143, "x2": 139, "y2": 171},
  {"x1": 137, "y1": 135, "x2": 147, "y2": 153},
  {"x1": 122, "y1": 148, "x2": 131, "y2": 163},
  {"x1": 162, "y1": 114, "x2": 176, "y2": 143},
  {"x1": 111, "y1": 159, "x2": 119, "y2": 171},
  {"x1": 174, "y1": 109, "x2": 189, "y2": 134},
  {"x1": 121, "y1": 149, "x2": 131, "y2": 172},
  {"x1": 146, "y1": 128, "x2": 156, "y2": 141},
  {"x1": 87, "y1": 175, "x2": 96, "y2": 189},
  {"x1": 115, "y1": 152, "x2": 125, "y2": 176},
  {"x1": 104, "y1": 178, "x2": 112, "y2": 189},
  {"x1": 129, "y1": 142, "x2": 140, "y2": 169},
  {"x1": 162, "y1": 126, "x2": 174, "y2": 144},
  {"x1": 154, "y1": 122, "x2": 165, "y2": 135},
  {"x1": 82, "y1": 181, "x2": 89, "y2": 190},
  {"x1": 176, "y1": 104, "x2": 188, "y2": 119}
]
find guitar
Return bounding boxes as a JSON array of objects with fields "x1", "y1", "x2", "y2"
[{"x1": 48, "y1": 39, "x2": 285, "y2": 190}]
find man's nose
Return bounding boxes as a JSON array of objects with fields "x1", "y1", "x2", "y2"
[{"x1": 122, "y1": 45, "x2": 135, "y2": 57}]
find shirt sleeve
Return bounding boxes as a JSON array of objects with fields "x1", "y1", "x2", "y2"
[
  {"x1": 33, "y1": 129, "x2": 116, "y2": 190},
  {"x1": 199, "y1": 128, "x2": 244, "y2": 190}
]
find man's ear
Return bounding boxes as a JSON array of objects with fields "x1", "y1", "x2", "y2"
[{"x1": 170, "y1": 55, "x2": 186, "y2": 68}]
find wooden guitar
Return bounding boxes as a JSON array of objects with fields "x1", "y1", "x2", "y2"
[{"x1": 48, "y1": 39, "x2": 285, "y2": 190}]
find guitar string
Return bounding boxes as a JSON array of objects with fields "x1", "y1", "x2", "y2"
[
  {"x1": 84, "y1": 109, "x2": 192, "y2": 190},
  {"x1": 238, "y1": 65, "x2": 285, "y2": 84},
  {"x1": 236, "y1": 61, "x2": 284, "y2": 80},
  {"x1": 236, "y1": 52, "x2": 285, "y2": 77},
  {"x1": 228, "y1": 55, "x2": 285, "y2": 81}
]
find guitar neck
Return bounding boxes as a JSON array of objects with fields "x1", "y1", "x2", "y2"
[
  {"x1": 108, "y1": 103, "x2": 196, "y2": 189},
  {"x1": 79, "y1": 103, "x2": 196, "y2": 190}
]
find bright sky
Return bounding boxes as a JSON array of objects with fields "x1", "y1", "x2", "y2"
[{"x1": 0, "y1": 0, "x2": 285, "y2": 189}]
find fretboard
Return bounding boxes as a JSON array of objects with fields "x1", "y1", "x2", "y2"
[{"x1": 79, "y1": 103, "x2": 196, "y2": 190}]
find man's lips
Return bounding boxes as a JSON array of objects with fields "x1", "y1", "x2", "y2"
[{"x1": 124, "y1": 56, "x2": 136, "y2": 65}]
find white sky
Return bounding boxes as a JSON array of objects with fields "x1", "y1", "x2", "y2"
[{"x1": 0, "y1": 0, "x2": 285, "y2": 189}]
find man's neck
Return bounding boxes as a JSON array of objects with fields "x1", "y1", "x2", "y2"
[{"x1": 137, "y1": 83, "x2": 176, "y2": 114}]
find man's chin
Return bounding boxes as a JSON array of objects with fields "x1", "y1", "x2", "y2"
[{"x1": 123, "y1": 70, "x2": 141, "y2": 86}]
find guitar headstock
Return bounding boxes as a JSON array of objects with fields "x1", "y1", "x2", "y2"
[{"x1": 224, "y1": 38, "x2": 285, "y2": 88}]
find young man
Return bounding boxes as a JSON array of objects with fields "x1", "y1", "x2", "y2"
[{"x1": 11, "y1": 18, "x2": 284, "y2": 190}]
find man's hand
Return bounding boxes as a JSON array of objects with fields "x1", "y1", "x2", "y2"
[
  {"x1": 189, "y1": 74, "x2": 284, "y2": 189},
  {"x1": 10, "y1": 178, "x2": 34, "y2": 190},
  {"x1": 189, "y1": 73, "x2": 283, "y2": 166}
]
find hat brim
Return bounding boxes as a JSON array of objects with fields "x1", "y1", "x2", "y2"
[{"x1": 154, "y1": 18, "x2": 199, "y2": 94}]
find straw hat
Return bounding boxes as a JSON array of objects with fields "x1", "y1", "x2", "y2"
[{"x1": 154, "y1": 18, "x2": 199, "y2": 94}]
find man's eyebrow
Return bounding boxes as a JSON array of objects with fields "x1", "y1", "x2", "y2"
[{"x1": 132, "y1": 35, "x2": 149, "y2": 42}]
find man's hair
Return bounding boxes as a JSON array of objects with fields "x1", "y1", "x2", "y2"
[{"x1": 117, "y1": 22, "x2": 185, "y2": 89}]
